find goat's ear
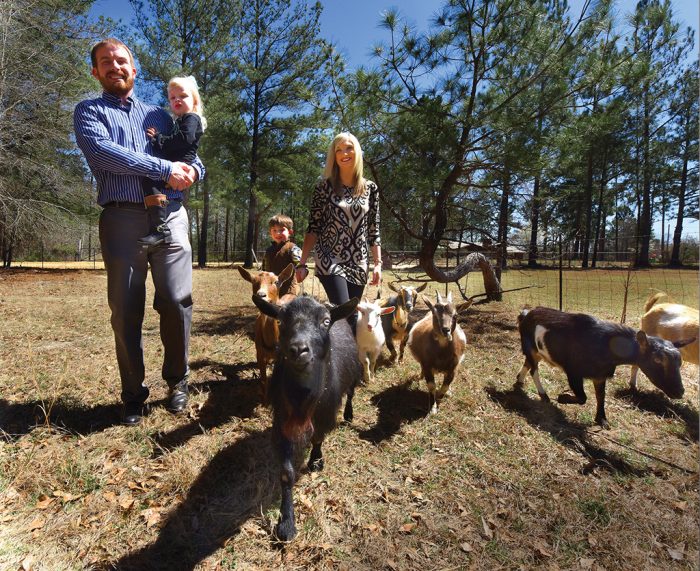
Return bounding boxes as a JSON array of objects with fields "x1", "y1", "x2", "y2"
[
  {"x1": 456, "y1": 299, "x2": 474, "y2": 313},
  {"x1": 380, "y1": 306, "x2": 395, "y2": 315},
  {"x1": 330, "y1": 297, "x2": 359, "y2": 323},
  {"x1": 422, "y1": 296, "x2": 434, "y2": 311},
  {"x1": 636, "y1": 330, "x2": 649, "y2": 349},
  {"x1": 252, "y1": 294, "x2": 280, "y2": 319},
  {"x1": 673, "y1": 337, "x2": 696, "y2": 349},
  {"x1": 415, "y1": 283, "x2": 428, "y2": 293},
  {"x1": 237, "y1": 265, "x2": 253, "y2": 283},
  {"x1": 388, "y1": 281, "x2": 400, "y2": 293},
  {"x1": 277, "y1": 263, "x2": 295, "y2": 285}
]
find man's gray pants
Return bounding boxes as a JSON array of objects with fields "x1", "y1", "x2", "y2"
[{"x1": 99, "y1": 201, "x2": 192, "y2": 405}]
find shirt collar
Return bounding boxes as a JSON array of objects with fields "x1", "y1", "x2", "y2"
[{"x1": 101, "y1": 91, "x2": 136, "y2": 107}]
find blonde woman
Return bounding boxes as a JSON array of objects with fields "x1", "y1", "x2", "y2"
[
  {"x1": 297, "y1": 132, "x2": 382, "y2": 324},
  {"x1": 140, "y1": 75, "x2": 206, "y2": 247}
]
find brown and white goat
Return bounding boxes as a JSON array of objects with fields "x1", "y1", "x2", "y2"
[
  {"x1": 380, "y1": 281, "x2": 428, "y2": 363},
  {"x1": 516, "y1": 306, "x2": 692, "y2": 429},
  {"x1": 407, "y1": 291, "x2": 471, "y2": 414},
  {"x1": 630, "y1": 292, "x2": 698, "y2": 390},
  {"x1": 237, "y1": 263, "x2": 295, "y2": 400}
]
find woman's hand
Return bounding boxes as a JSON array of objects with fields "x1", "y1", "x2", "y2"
[
  {"x1": 370, "y1": 265, "x2": 382, "y2": 286},
  {"x1": 146, "y1": 127, "x2": 158, "y2": 138},
  {"x1": 295, "y1": 265, "x2": 309, "y2": 283}
]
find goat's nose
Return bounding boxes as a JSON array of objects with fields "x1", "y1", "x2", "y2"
[
  {"x1": 257, "y1": 290, "x2": 268, "y2": 299},
  {"x1": 288, "y1": 342, "x2": 310, "y2": 360}
]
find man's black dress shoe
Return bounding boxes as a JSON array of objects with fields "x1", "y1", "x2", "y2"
[
  {"x1": 168, "y1": 380, "x2": 189, "y2": 413},
  {"x1": 122, "y1": 402, "x2": 144, "y2": 426}
]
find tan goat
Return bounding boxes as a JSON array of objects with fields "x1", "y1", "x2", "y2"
[
  {"x1": 237, "y1": 263, "x2": 295, "y2": 401},
  {"x1": 407, "y1": 291, "x2": 471, "y2": 414},
  {"x1": 630, "y1": 292, "x2": 699, "y2": 390}
]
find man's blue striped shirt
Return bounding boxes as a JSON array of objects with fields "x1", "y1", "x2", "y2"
[{"x1": 74, "y1": 92, "x2": 204, "y2": 206}]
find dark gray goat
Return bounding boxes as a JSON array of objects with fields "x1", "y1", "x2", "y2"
[{"x1": 252, "y1": 294, "x2": 362, "y2": 542}]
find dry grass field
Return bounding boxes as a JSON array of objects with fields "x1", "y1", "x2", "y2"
[{"x1": 0, "y1": 266, "x2": 697, "y2": 570}]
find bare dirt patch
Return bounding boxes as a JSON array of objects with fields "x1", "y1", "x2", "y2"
[{"x1": 0, "y1": 267, "x2": 697, "y2": 570}]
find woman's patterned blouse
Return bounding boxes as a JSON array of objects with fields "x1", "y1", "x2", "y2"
[{"x1": 307, "y1": 178, "x2": 381, "y2": 285}]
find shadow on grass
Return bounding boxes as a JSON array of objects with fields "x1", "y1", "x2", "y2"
[
  {"x1": 105, "y1": 428, "x2": 279, "y2": 571},
  {"x1": 485, "y1": 384, "x2": 650, "y2": 476},
  {"x1": 613, "y1": 387, "x2": 699, "y2": 442},
  {"x1": 0, "y1": 398, "x2": 122, "y2": 439},
  {"x1": 193, "y1": 311, "x2": 255, "y2": 338},
  {"x1": 357, "y1": 381, "x2": 431, "y2": 444},
  {"x1": 0, "y1": 364, "x2": 261, "y2": 442},
  {"x1": 152, "y1": 361, "x2": 263, "y2": 457}
]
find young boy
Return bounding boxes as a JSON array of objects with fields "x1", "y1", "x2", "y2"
[{"x1": 262, "y1": 214, "x2": 302, "y2": 296}]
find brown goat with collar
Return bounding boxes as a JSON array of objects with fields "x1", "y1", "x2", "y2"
[
  {"x1": 407, "y1": 291, "x2": 471, "y2": 414},
  {"x1": 238, "y1": 263, "x2": 295, "y2": 401}
]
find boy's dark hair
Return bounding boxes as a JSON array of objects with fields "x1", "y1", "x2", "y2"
[{"x1": 268, "y1": 214, "x2": 294, "y2": 232}]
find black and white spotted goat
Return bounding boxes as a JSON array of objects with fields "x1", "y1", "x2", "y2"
[
  {"x1": 516, "y1": 306, "x2": 691, "y2": 428},
  {"x1": 252, "y1": 294, "x2": 362, "y2": 542}
]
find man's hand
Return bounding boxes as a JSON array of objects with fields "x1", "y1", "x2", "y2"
[
  {"x1": 168, "y1": 162, "x2": 197, "y2": 190},
  {"x1": 146, "y1": 127, "x2": 158, "y2": 138}
]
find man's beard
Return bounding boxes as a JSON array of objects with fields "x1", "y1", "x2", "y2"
[{"x1": 96, "y1": 72, "x2": 134, "y2": 97}]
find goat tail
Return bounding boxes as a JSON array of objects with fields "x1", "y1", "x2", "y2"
[
  {"x1": 517, "y1": 308, "x2": 530, "y2": 324},
  {"x1": 644, "y1": 291, "x2": 669, "y2": 313}
]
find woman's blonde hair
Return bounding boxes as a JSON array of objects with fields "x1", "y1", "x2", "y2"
[
  {"x1": 323, "y1": 132, "x2": 366, "y2": 197},
  {"x1": 168, "y1": 75, "x2": 207, "y2": 130}
]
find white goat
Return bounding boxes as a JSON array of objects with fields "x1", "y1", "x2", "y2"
[
  {"x1": 356, "y1": 299, "x2": 395, "y2": 384},
  {"x1": 630, "y1": 292, "x2": 698, "y2": 390}
]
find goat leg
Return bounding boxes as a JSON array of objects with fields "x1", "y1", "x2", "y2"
[
  {"x1": 629, "y1": 365, "x2": 639, "y2": 391},
  {"x1": 386, "y1": 335, "x2": 398, "y2": 364},
  {"x1": 308, "y1": 441, "x2": 324, "y2": 472},
  {"x1": 558, "y1": 375, "x2": 587, "y2": 405},
  {"x1": 398, "y1": 333, "x2": 408, "y2": 363},
  {"x1": 423, "y1": 369, "x2": 438, "y2": 414},
  {"x1": 275, "y1": 439, "x2": 297, "y2": 542},
  {"x1": 343, "y1": 383, "x2": 355, "y2": 422},
  {"x1": 436, "y1": 370, "x2": 455, "y2": 399},
  {"x1": 592, "y1": 378, "x2": 610, "y2": 429}
]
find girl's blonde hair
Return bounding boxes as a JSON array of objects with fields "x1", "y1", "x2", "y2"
[
  {"x1": 168, "y1": 75, "x2": 207, "y2": 130},
  {"x1": 323, "y1": 132, "x2": 366, "y2": 197}
]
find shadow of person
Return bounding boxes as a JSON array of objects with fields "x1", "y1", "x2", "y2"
[
  {"x1": 0, "y1": 398, "x2": 122, "y2": 439},
  {"x1": 192, "y1": 310, "x2": 255, "y2": 339},
  {"x1": 356, "y1": 381, "x2": 430, "y2": 444},
  {"x1": 151, "y1": 380, "x2": 262, "y2": 457},
  {"x1": 613, "y1": 387, "x2": 699, "y2": 442},
  {"x1": 485, "y1": 384, "x2": 649, "y2": 476},
  {"x1": 152, "y1": 362, "x2": 264, "y2": 457},
  {"x1": 108, "y1": 428, "x2": 278, "y2": 571}
]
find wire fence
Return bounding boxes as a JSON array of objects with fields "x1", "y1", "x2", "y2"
[{"x1": 7, "y1": 248, "x2": 697, "y2": 324}]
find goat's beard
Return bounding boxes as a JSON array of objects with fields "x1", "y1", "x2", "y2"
[{"x1": 282, "y1": 416, "x2": 314, "y2": 442}]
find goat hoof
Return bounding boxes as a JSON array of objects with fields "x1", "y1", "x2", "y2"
[
  {"x1": 274, "y1": 519, "x2": 297, "y2": 543},
  {"x1": 308, "y1": 457, "x2": 324, "y2": 472},
  {"x1": 596, "y1": 417, "x2": 611, "y2": 430},
  {"x1": 557, "y1": 393, "x2": 582, "y2": 405},
  {"x1": 538, "y1": 393, "x2": 550, "y2": 403}
]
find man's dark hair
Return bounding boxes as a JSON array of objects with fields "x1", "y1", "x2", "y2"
[{"x1": 90, "y1": 38, "x2": 135, "y2": 68}]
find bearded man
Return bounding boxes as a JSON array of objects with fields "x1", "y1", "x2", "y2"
[{"x1": 74, "y1": 38, "x2": 205, "y2": 425}]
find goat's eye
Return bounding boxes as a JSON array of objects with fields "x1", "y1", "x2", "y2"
[{"x1": 322, "y1": 318, "x2": 331, "y2": 327}]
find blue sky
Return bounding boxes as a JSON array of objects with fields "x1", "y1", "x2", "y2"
[
  {"x1": 89, "y1": 0, "x2": 698, "y2": 239},
  {"x1": 90, "y1": 0, "x2": 698, "y2": 71}
]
